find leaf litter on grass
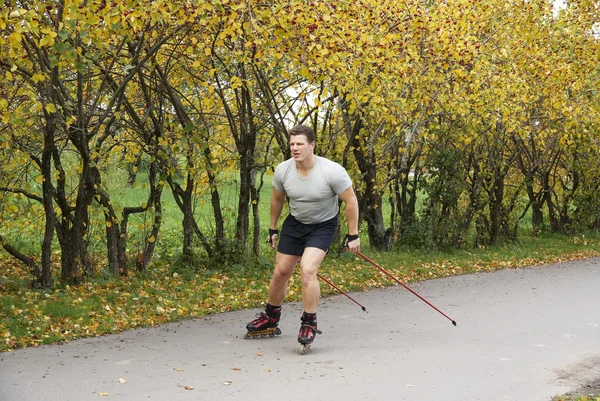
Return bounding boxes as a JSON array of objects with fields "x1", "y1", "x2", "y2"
[{"x1": 1, "y1": 239, "x2": 599, "y2": 352}]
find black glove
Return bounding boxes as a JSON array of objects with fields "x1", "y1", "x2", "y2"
[
  {"x1": 267, "y1": 228, "x2": 279, "y2": 243},
  {"x1": 343, "y1": 234, "x2": 359, "y2": 247}
]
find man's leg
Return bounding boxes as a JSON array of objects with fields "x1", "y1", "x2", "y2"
[
  {"x1": 267, "y1": 252, "x2": 300, "y2": 306},
  {"x1": 246, "y1": 252, "x2": 299, "y2": 334},
  {"x1": 296, "y1": 247, "x2": 327, "y2": 346},
  {"x1": 298, "y1": 247, "x2": 327, "y2": 313}
]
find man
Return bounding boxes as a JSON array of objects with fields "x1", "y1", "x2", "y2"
[{"x1": 245, "y1": 124, "x2": 360, "y2": 348}]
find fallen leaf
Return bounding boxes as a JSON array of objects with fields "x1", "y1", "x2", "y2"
[
  {"x1": 232, "y1": 367, "x2": 241, "y2": 371},
  {"x1": 119, "y1": 378, "x2": 127, "y2": 384},
  {"x1": 98, "y1": 392, "x2": 109, "y2": 396},
  {"x1": 222, "y1": 381, "x2": 232, "y2": 386},
  {"x1": 174, "y1": 368, "x2": 184, "y2": 372},
  {"x1": 256, "y1": 352, "x2": 263, "y2": 357},
  {"x1": 184, "y1": 386, "x2": 193, "y2": 390}
]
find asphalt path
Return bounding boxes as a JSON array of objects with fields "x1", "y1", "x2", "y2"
[{"x1": 1, "y1": 257, "x2": 599, "y2": 401}]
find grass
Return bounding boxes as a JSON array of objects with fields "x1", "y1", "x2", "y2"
[
  {"x1": 2, "y1": 167, "x2": 600, "y2": 357},
  {"x1": 1, "y1": 231, "x2": 599, "y2": 352}
]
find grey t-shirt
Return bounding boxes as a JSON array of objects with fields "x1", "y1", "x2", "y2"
[{"x1": 272, "y1": 156, "x2": 352, "y2": 225}]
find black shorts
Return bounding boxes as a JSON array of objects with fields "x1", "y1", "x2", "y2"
[{"x1": 278, "y1": 215, "x2": 338, "y2": 256}]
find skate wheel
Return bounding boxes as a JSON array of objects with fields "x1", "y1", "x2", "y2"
[
  {"x1": 299, "y1": 343, "x2": 311, "y2": 355},
  {"x1": 244, "y1": 327, "x2": 282, "y2": 339}
]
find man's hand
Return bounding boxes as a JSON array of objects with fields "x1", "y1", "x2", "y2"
[
  {"x1": 344, "y1": 234, "x2": 360, "y2": 253},
  {"x1": 267, "y1": 228, "x2": 279, "y2": 250}
]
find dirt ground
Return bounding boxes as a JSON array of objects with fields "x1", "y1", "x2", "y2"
[
  {"x1": 554, "y1": 355, "x2": 600, "y2": 400},
  {"x1": 555, "y1": 378, "x2": 600, "y2": 400}
]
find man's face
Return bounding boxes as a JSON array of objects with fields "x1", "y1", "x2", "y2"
[{"x1": 290, "y1": 134, "x2": 315, "y2": 163}]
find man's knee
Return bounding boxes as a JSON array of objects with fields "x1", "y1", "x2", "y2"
[
  {"x1": 299, "y1": 263, "x2": 318, "y2": 286},
  {"x1": 272, "y1": 265, "x2": 294, "y2": 283}
]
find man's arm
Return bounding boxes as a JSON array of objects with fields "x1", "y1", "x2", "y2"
[
  {"x1": 338, "y1": 186, "x2": 360, "y2": 252},
  {"x1": 269, "y1": 187, "x2": 286, "y2": 248}
]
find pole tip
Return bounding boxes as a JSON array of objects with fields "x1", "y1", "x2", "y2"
[
  {"x1": 362, "y1": 307, "x2": 367, "y2": 312},
  {"x1": 452, "y1": 320, "x2": 457, "y2": 326}
]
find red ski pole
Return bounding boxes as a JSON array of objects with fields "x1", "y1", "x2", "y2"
[
  {"x1": 317, "y1": 273, "x2": 367, "y2": 312},
  {"x1": 356, "y1": 251, "x2": 457, "y2": 326}
]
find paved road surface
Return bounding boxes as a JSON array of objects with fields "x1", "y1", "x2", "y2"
[{"x1": 1, "y1": 257, "x2": 599, "y2": 401}]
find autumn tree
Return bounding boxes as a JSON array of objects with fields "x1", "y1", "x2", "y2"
[
  {"x1": 1, "y1": 0, "x2": 599, "y2": 286},
  {"x1": 0, "y1": 0, "x2": 201, "y2": 284}
]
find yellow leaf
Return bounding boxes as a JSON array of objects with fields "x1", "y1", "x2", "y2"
[
  {"x1": 148, "y1": 235, "x2": 156, "y2": 243},
  {"x1": 32, "y1": 73, "x2": 46, "y2": 83},
  {"x1": 8, "y1": 32, "x2": 21, "y2": 47},
  {"x1": 9, "y1": 9, "x2": 26, "y2": 18},
  {"x1": 98, "y1": 393, "x2": 109, "y2": 397},
  {"x1": 39, "y1": 34, "x2": 55, "y2": 48},
  {"x1": 45, "y1": 103, "x2": 56, "y2": 113}
]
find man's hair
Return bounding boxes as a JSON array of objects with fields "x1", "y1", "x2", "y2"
[{"x1": 288, "y1": 124, "x2": 315, "y2": 143}]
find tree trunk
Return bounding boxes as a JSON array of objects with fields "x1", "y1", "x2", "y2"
[
  {"x1": 0, "y1": 236, "x2": 47, "y2": 288},
  {"x1": 96, "y1": 191, "x2": 120, "y2": 275},
  {"x1": 40, "y1": 123, "x2": 56, "y2": 288},
  {"x1": 528, "y1": 189, "x2": 545, "y2": 232},
  {"x1": 542, "y1": 171, "x2": 559, "y2": 232},
  {"x1": 251, "y1": 168, "x2": 262, "y2": 256},
  {"x1": 56, "y1": 154, "x2": 95, "y2": 284},
  {"x1": 364, "y1": 200, "x2": 392, "y2": 251},
  {"x1": 237, "y1": 151, "x2": 253, "y2": 250},
  {"x1": 456, "y1": 152, "x2": 482, "y2": 248},
  {"x1": 343, "y1": 108, "x2": 389, "y2": 250},
  {"x1": 488, "y1": 176, "x2": 504, "y2": 244},
  {"x1": 235, "y1": 82, "x2": 257, "y2": 254},
  {"x1": 136, "y1": 163, "x2": 164, "y2": 272},
  {"x1": 205, "y1": 147, "x2": 225, "y2": 251},
  {"x1": 181, "y1": 192, "x2": 195, "y2": 262}
]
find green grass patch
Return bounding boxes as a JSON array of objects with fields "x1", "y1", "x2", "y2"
[
  {"x1": 42, "y1": 302, "x2": 83, "y2": 319},
  {"x1": 1, "y1": 231, "x2": 599, "y2": 351}
]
